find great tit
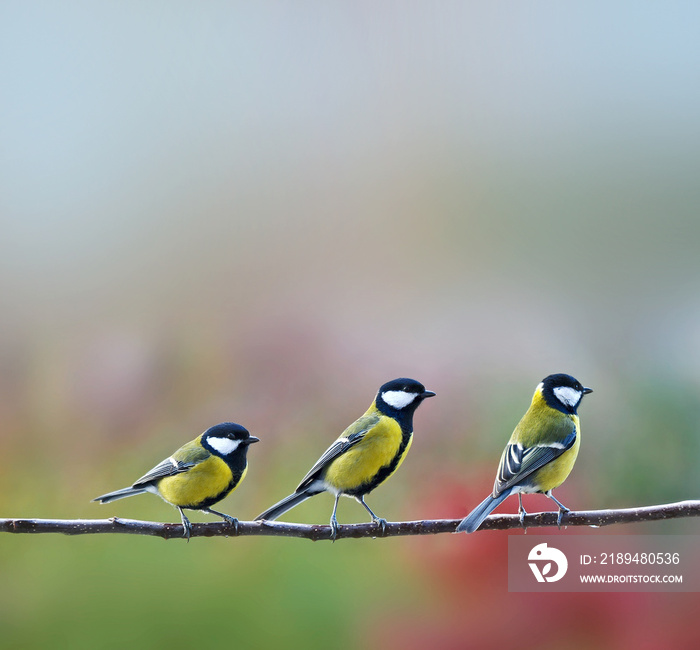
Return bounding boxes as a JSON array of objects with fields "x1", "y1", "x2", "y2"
[
  {"x1": 457, "y1": 373, "x2": 592, "y2": 533},
  {"x1": 256, "y1": 378, "x2": 435, "y2": 539},
  {"x1": 94, "y1": 422, "x2": 259, "y2": 539}
]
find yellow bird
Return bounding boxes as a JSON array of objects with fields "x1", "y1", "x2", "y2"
[
  {"x1": 256, "y1": 378, "x2": 435, "y2": 539},
  {"x1": 94, "y1": 422, "x2": 259, "y2": 539},
  {"x1": 457, "y1": 373, "x2": 592, "y2": 533}
]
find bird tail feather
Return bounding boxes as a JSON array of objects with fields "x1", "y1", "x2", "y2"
[
  {"x1": 456, "y1": 489, "x2": 512, "y2": 533},
  {"x1": 255, "y1": 490, "x2": 317, "y2": 522},
  {"x1": 93, "y1": 486, "x2": 148, "y2": 504}
]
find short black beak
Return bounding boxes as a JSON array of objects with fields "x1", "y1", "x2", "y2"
[
  {"x1": 246, "y1": 436, "x2": 260, "y2": 444},
  {"x1": 583, "y1": 387, "x2": 593, "y2": 395},
  {"x1": 422, "y1": 390, "x2": 436, "y2": 399}
]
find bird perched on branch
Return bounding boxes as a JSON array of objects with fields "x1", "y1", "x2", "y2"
[
  {"x1": 457, "y1": 373, "x2": 592, "y2": 533},
  {"x1": 94, "y1": 422, "x2": 259, "y2": 540},
  {"x1": 256, "y1": 378, "x2": 435, "y2": 540}
]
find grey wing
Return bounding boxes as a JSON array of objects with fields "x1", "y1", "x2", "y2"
[
  {"x1": 132, "y1": 457, "x2": 195, "y2": 488},
  {"x1": 295, "y1": 414, "x2": 380, "y2": 491},
  {"x1": 494, "y1": 430, "x2": 577, "y2": 496}
]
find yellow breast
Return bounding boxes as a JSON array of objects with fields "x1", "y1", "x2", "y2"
[
  {"x1": 157, "y1": 456, "x2": 235, "y2": 508},
  {"x1": 531, "y1": 415, "x2": 581, "y2": 492},
  {"x1": 324, "y1": 416, "x2": 410, "y2": 492}
]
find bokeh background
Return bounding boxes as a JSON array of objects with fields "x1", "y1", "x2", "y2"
[{"x1": 2, "y1": 3, "x2": 700, "y2": 648}]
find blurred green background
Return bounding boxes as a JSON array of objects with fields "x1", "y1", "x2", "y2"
[{"x1": 2, "y1": 3, "x2": 700, "y2": 648}]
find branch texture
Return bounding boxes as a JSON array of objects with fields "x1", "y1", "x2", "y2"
[{"x1": 1, "y1": 501, "x2": 699, "y2": 541}]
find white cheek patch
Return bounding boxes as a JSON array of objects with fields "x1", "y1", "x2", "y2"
[
  {"x1": 207, "y1": 437, "x2": 241, "y2": 455},
  {"x1": 381, "y1": 390, "x2": 417, "y2": 410},
  {"x1": 553, "y1": 386, "x2": 582, "y2": 409}
]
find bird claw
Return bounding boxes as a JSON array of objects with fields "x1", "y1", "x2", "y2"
[
  {"x1": 222, "y1": 515, "x2": 239, "y2": 535},
  {"x1": 373, "y1": 517, "x2": 387, "y2": 536},
  {"x1": 178, "y1": 508, "x2": 193, "y2": 542},
  {"x1": 201, "y1": 508, "x2": 239, "y2": 535},
  {"x1": 517, "y1": 494, "x2": 528, "y2": 532},
  {"x1": 556, "y1": 506, "x2": 569, "y2": 529},
  {"x1": 545, "y1": 491, "x2": 570, "y2": 529},
  {"x1": 330, "y1": 517, "x2": 339, "y2": 542},
  {"x1": 518, "y1": 505, "x2": 528, "y2": 531}
]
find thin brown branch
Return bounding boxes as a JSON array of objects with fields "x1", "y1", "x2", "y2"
[{"x1": 1, "y1": 501, "x2": 699, "y2": 540}]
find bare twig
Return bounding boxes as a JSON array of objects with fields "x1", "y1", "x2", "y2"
[{"x1": 1, "y1": 501, "x2": 699, "y2": 541}]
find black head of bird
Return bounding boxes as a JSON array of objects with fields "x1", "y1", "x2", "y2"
[
  {"x1": 374, "y1": 377, "x2": 436, "y2": 421},
  {"x1": 540, "y1": 373, "x2": 593, "y2": 415},
  {"x1": 201, "y1": 422, "x2": 260, "y2": 458}
]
